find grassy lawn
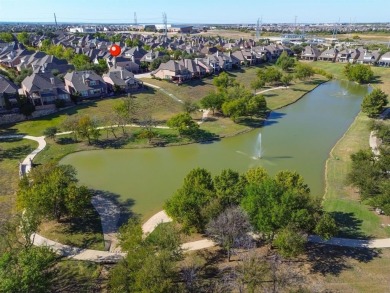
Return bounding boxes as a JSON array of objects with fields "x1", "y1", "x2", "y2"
[
  {"x1": 323, "y1": 112, "x2": 390, "y2": 238},
  {"x1": 38, "y1": 202, "x2": 105, "y2": 250},
  {"x1": 0, "y1": 137, "x2": 37, "y2": 224},
  {"x1": 1, "y1": 88, "x2": 183, "y2": 137},
  {"x1": 264, "y1": 76, "x2": 328, "y2": 110}
]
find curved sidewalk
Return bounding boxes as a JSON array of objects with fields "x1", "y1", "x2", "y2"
[{"x1": 3, "y1": 131, "x2": 390, "y2": 264}]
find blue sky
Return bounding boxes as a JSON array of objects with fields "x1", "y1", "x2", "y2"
[{"x1": 0, "y1": 0, "x2": 389, "y2": 24}]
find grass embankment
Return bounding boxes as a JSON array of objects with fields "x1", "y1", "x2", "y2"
[
  {"x1": 323, "y1": 112, "x2": 390, "y2": 238},
  {"x1": 0, "y1": 138, "x2": 37, "y2": 222},
  {"x1": 309, "y1": 61, "x2": 390, "y2": 238}
]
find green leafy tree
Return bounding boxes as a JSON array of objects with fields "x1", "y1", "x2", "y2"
[
  {"x1": 213, "y1": 72, "x2": 237, "y2": 91},
  {"x1": 314, "y1": 213, "x2": 338, "y2": 240},
  {"x1": 76, "y1": 115, "x2": 100, "y2": 144},
  {"x1": 274, "y1": 170, "x2": 310, "y2": 195},
  {"x1": 272, "y1": 227, "x2": 306, "y2": 258},
  {"x1": 167, "y1": 113, "x2": 199, "y2": 137},
  {"x1": 276, "y1": 51, "x2": 295, "y2": 71},
  {"x1": 0, "y1": 32, "x2": 14, "y2": 42},
  {"x1": 61, "y1": 115, "x2": 79, "y2": 141},
  {"x1": 281, "y1": 73, "x2": 293, "y2": 87},
  {"x1": 43, "y1": 126, "x2": 58, "y2": 141},
  {"x1": 0, "y1": 246, "x2": 57, "y2": 293},
  {"x1": 214, "y1": 169, "x2": 245, "y2": 207},
  {"x1": 263, "y1": 67, "x2": 282, "y2": 85},
  {"x1": 244, "y1": 167, "x2": 269, "y2": 185},
  {"x1": 361, "y1": 88, "x2": 388, "y2": 117},
  {"x1": 294, "y1": 63, "x2": 315, "y2": 80},
  {"x1": 246, "y1": 95, "x2": 267, "y2": 117},
  {"x1": 165, "y1": 168, "x2": 215, "y2": 232},
  {"x1": 183, "y1": 100, "x2": 199, "y2": 114},
  {"x1": 250, "y1": 78, "x2": 265, "y2": 94},
  {"x1": 222, "y1": 98, "x2": 247, "y2": 122},
  {"x1": 17, "y1": 163, "x2": 92, "y2": 222},
  {"x1": 200, "y1": 92, "x2": 225, "y2": 115},
  {"x1": 344, "y1": 63, "x2": 374, "y2": 84},
  {"x1": 17, "y1": 32, "x2": 29, "y2": 45},
  {"x1": 72, "y1": 54, "x2": 92, "y2": 70}
]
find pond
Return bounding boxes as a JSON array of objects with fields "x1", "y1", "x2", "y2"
[{"x1": 61, "y1": 80, "x2": 369, "y2": 219}]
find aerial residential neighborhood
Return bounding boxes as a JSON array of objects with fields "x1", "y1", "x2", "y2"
[{"x1": 0, "y1": 0, "x2": 390, "y2": 292}]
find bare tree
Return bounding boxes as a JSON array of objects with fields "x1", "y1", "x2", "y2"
[
  {"x1": 206, "y1": 206, "x2": 252, "y2": 261},
  {"x1": 180, "y1": 255, "x2": 205, "y2": 293}
]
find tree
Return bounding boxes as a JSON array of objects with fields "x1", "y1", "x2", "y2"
[
  {"x1": 0, "y1": 246, "x2": 57, "y2": 293},
  {"x1": 76, "y1": 115, "x2": 100, "y2": 144},
  {"x1": 244, "y1": 167, "x2": 269, "y2": 185},
  {"x1": 272, "y1": 227, "x2": 306, "y2": 258},
  {"x1": 17, "y1": 32, "x2": 29, "y2": 45},
  {"x1": 246, "y1": 95, "x2": 267, "y2": 117},
  {"x1": 17, "y1": 163, "x2": 92, "y2": 222},
  {"x1": 71, "y1": 54, "x2": 92, "y2": 70},
  {"x1": 213, "y1": 72, "x2": 237, "y2": 91},
  {"x1": 17, "y1": 95, "x2": 35, "y2": 118},
  {"x1": 145, "y1": 223, "x2": 182, "y2": 260},
  {"x1": 167, "y1": 113, "x2": 199, "y2": 137},
  {"x1": 200, "y1": 92, "x2": 225, "y2": 115},
  {"x1": 113, "y1": 96, "x2": 137, "y2": 135},
  {"x1": 43, "y1": 126, "x2": 58, "y2": 141},
  {"x1": 221, "y1": 98, "x2": 247, "y2": 122},
  {"x1": 314, "y1": 213, "x2": 338, "y2": 240},
  {"x1": 344, "y1": 63, "x2": 374, "y2": 84},
  {"x1": 250, "y1": 78, "x2": 265, "y2": 94},
  {"x1": 61, "y1": 115, "x2": 79, "y2": 141},
  {"x1": 241, "y1": 178, "x2": 320, "y2": 240},
  {"x1": 274, "y1": 170, "x2": 310, "y2": 195},
  {"x1": 281, "y1": 73, "x2": 293, "y2": 87},
  {"x1": 206, "y1": 206, "x2": 252, "y2": 261},
  {"x1": 109, "y1": 218, "x2": 181, "y2": 293},
  {"x1": 294, "y1": 63, "x2": 314, "y2": 80},
  {"x1": 0, "y1": 32, "x2": 14, "y2": 42},
  {"x1": 361, "y1": 88, "x2": 388, "y2": 117},
  {"x1": 182, "y1": 100, "x2": 199, "y2": 114},
  {"x1": 263, "y1": 67, "x2": 282, "y2": 85},
  {"x1": 165, "y1": 168, "x2": 215, "y2": 232},
  {"x1": 214, "y1": 169, "x2": 245, "y2": 207},
  {"x1": 276, "y1": 51, "x2": 295, "y2": 71}
]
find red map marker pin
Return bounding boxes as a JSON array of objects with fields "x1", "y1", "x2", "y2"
[{"x1": 110, "y1": 44, "x2": 121, "y2": 57}]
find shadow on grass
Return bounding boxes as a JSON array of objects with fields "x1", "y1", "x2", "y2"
[
  {"x1": 306, "y1": 242, "x2": 381, "y2": 276},
  {"x1": 330, "y1": 211, "x2": 368, "y2": 239},
  {"x1": 0, "y1": 144, "x2": 33, "y2": 161}
]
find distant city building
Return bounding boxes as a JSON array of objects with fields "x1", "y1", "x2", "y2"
[{"x1": 69, "y1": 26, "x2": 97, "y2": 34}]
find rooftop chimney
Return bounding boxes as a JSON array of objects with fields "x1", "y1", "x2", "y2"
[
  {"x1": 82, "y1": 74, "x2": 85, "y2": 84},
  {"x1": 120, "y1": 70, "x2": 124, "y2": 80},
  {"x1": 50, "y1": 77, "x2": 55, "y2": 85}
]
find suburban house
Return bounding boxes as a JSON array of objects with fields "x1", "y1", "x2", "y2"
[
  {"x1": 140, "y1": 50, "x2": 166, "y2": 64},
  {"x1": 153, "y1": 60, "x2": 191, "y2": 83},
  {"x1": 102, "y1": 68, "x2": 143, "y2": 93},
  {"x1": 177, "y1": 59, "x2": 206, "y2": 78},
  {"x1": 0, "y1": 75, "x2": 19, "y2": 109},
  {"x1": 318, "y1": 48, "x2": 339, "y2": 62},
  {"x1": 337, "y1": 48, "x2": 360, "y2": 63},
  {"x1": 378, "y1": 52, "x2": 390, "y2": 67},
  {"x1": 106, "y1": 56, "x2": 140, "y2": 73},
  {"x1": 64, "y1": 70, "x2": 107, "y2": 98},
  {"x1": 357, "y1": 49, "x2": 381, "y2": 65},
  {"x1": 122, "y1": 46, "x2": 147, "y2": 64},
  {"x1": 21, "y1": 72, "x2": 70, "y2": 106},
  {"x1": 301, "y1": 46, "x2": 321, "y2": 61}
]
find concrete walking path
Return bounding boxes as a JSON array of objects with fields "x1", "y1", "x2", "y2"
[
  {"x1": 255, "y1": 86, "x2": 289, "y2": 95},
  {"x1": 3, "y1": 118, "x2": 390, "y2": 263}
]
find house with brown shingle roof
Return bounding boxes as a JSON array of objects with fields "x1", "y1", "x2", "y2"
[
  {"x1": 0, "y1": 75, "x2": 19, "y2": 109},
  {"x1": 102, "y1": 68, "x2": 143, "y2": 93},
  {"x1": 318, "y1": 48, "x2": 339, "y2": 62},
  {"x1": 152, "y1": 60, "x2": 191, "y2": 83},
  {"x1": 64, "y1": 70, "x2": 107, "y2": 98},
  {"x1": 357, "y1": 49, "x2": 380, "y2": 65},
  {"x1": 21, "y1": 72, "x2": 70, "y2": 107},
  {"x1": 301, "y1": 45, "x2": 321, "y2": 61}
]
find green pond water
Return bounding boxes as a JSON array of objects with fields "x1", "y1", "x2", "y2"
[{"x1": 60, "y1": 80, "x2": 369, "y2": 219}]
